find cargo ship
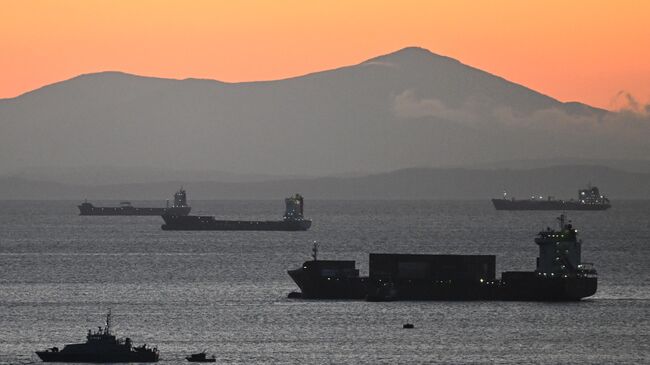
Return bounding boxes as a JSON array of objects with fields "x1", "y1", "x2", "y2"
[
  {"x1": 78, "y1": 188, "x2": 191, "y2": 216},
  {"x1": 492, "y1": 185, "x2": 611, "y2": 210},
  {"x1": 36, "y1": 310, "x2": 159, "y2": 363},
  {"x1": 161, "y1": 194, "x2": 311, "y2": 231},
  {"x1": 288, "y1": 214, "x2": 597, "y2": 301}
]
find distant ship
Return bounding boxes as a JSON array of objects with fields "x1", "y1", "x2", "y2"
[
  {"x1": 78, "y1": 188, "x2": 191, "y2": 216},
  {"x1": 161, "y1": 194, "x2": 311, "y2": 231},
  {"x1": 492, "y1": 185, "x2": 611, "y2": 210},
  {"x1": 288, "y1": 214, "x2": 597, "y2": 301},
  {"x1": 35, "y1": 310, "x2": 159, "y2": 363},
  {"x1": 186, "y1": 351, "x2": 216, "y2": 362}
]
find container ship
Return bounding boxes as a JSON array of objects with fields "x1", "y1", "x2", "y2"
[
  {"x1": 491, "y1": 185, "x2": 611, "y2": 210},
  {"x1": 78, "y1": 188, "x2": 191, "y2": 216},
  {"x1": 288, "y1": 214, "x2": 597, "y2": 301},
  {"x1": 161, "y1": 194, "x2": 311, "y2": 231}
]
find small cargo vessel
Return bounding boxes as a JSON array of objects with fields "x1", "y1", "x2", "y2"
[
  {"x1": 288, "y1": 214, "x2": 597, "y2": 301},
  {"x1": 186, "y1": 351, "x2": 216, "y2": 362},
  {"x1": 161, "y1": 194, "x2": 311, "y2": 231},
  {"x1": 35, "y1": 310, "x2": 159, "y2": 363},
  {"x1": 79, "y1": 188, "x2": 191, "y2": 216},
  {"x1": 492, "y1": 185, "x2": 611, "y2": 210}
]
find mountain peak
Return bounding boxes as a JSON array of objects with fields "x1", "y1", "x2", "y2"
[
  {"x1": 362, "y1": 46, "x2": 458, "y2": 66},
  {"x1": 392, "y1": 46, "x2": 433, "y2": 55}
]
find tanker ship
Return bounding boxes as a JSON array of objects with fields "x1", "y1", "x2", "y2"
[
  {"x1": 78, "y1": 188, "x2": 191, "y2": 216},
  {"x1": 161, "y1": 194, "x2": 311, "y2": 231},
  {"x1": 288, "y1": 214, "x2": 596, "y2": 301},
  {"x1": 492, "y1": 185, "x2": 611, "y2": 210}
]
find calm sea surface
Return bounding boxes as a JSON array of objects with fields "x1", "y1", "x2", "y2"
[{"x1": 0, "y1": 200, "x2": 648, "y2": 364}]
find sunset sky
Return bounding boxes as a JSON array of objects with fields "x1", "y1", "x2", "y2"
[{"x1": 1, "y1": 0, "x2": 648, "y2": 110}]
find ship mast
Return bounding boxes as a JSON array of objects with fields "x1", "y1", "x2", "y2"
[
  {"x1": 311, "y1": 241, "x2": 318, "y2": 261},
  {"x1": 105, "y1": 309, "x2": 112, "y2": 335}
]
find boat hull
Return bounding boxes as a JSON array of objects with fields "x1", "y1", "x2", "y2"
[
  {"x1": 492, "y1": 199, "x2": 610, "y2": 210},
  {"x1": 162, "y1": 215, "x2": 311, "y2": 231},
  {"x1": 186, "y1": 357, "x2": 216, "y2": 362},
  {"x1": 35, "y1": 350, "x2": 159, "y2": 363}
]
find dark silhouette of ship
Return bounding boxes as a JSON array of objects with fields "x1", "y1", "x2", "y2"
[
  {"x1": 161, "y1": 194, "x2": 311, "y2": 231},
  {"x1": 35, "y1": 310, "x2": 159, "y2": 363},
  {"x1": 78, "y1": 188, "x2": 191, "y2": 216},
  {"x1": 492, "y1": 185, "x2": 611, "y2": 210},
  {"x1": 288, "y1": 243, "x2": 367, "y2": 299},
  {"x1": 186, "y1": 351, "x2": 216, "y2": 362},
  {"x1": 288, "y1": 214, "x2": 597, "y2": 301}
]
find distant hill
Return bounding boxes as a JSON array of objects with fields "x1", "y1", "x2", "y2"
[
  {"x1": 2, "y1": 47, "x2": 648, "y2": 177},
  {"x1": 2, "y1": 165, "x2": 310, "y2": 186},
  {"x1": 1, "y1": 165, "x2": 648, "y2": 200},
  {"x1": 460, "y1": 158, "x2": 650, "y2": 174}
]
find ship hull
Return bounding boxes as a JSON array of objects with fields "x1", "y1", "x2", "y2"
[
  {"x1": 291, "y1": 275, "x2": 596, "y2": 302},
  {"x1": 79, "y1": 206, "x2": 191, "y2": 216},
  {"x1": 366, "y1": 279, "x2": 495, "y2": 301},
  {"x1": 161, "y1": 215, "x2": 311, "y2": 231},
  {"x1": 288, "y1": 268, "x2": 367, "y2": 299},
  {"x1": 497, "y1": 272, "x2": 597, "y2": 301},
  {"x1": 36, "y1": 351, "x2": 159, "y2": 363},
  {"x1": 492, "y1": 199, "x2": 610, "y2": 211}
]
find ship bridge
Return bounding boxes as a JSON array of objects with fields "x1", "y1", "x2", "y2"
[{"x1": 534, "y1": 214, "x2": 594, "y2": 278}]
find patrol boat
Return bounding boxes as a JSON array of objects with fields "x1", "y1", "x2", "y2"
[{"x1": 35, "y1": 310, "x2": 159, "y2": 363}]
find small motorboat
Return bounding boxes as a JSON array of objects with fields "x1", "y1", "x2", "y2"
[
  {"x1": 403, "y1": 323, "x2": 414, "y2": 329},
  {"x1": 186, "y1": 351, "x2": 216, "y2": 362}
]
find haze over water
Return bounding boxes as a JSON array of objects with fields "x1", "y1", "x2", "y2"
[{"x1": 1, "y1": 200, "x2": 647, "y2": 364}]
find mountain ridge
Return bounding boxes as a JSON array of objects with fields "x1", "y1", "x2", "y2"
[
  {"x1": 2, "y1": 165, "x2": 649, "y2": 200},
  {"x1": 1, "y1": 47, "x2": 605, "y2": 114},
  {"x1": 1, "y1": 47, "x2": 647, "y2": 176}
]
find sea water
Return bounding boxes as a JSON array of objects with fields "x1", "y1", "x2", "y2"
[{"x1": 0, "y1": 200, "x2": 648, "y2": 364}]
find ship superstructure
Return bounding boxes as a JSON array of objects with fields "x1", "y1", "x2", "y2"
[
  {"x1": 498, "y1": 214, "x2": 597, "y2": 300},
  {"x1": 283, "y1": 194, "x2": 305, "y2": 220}
]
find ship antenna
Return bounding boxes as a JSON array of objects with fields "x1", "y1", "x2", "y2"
[
  {"x1": 557, "y1": 214, "x2": 566, "y2": 230},
  {"x1": 311, "y1": 241, "x2": 318, "y2": 261},
  {"x1": 106, "y1": 309, "x2": 112, "y2": 335}
]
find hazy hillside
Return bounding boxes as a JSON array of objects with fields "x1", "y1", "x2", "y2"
[
  {"x1": 1, "y1": 165, "x2": 648, "y2": 200},
  {"x1": 2, "y1": 47, "x2": 648, "y2": 177}
]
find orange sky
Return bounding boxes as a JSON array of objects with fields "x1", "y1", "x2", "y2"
[{"x1": 1, "y1": 0, "x2": 649, "y2": 109}]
